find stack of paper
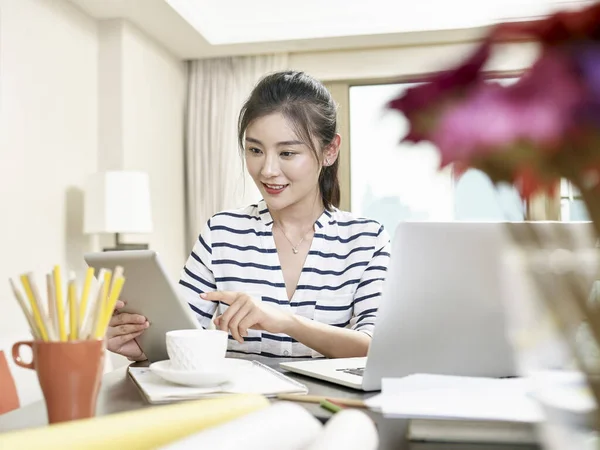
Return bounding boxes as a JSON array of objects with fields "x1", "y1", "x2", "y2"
[{"x1": 377, "y1": 374, "x2": 542, "y2": 444}]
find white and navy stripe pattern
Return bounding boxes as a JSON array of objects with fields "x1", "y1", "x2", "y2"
[{"x1": 178, "y1": 199, "x2": 391, "y2": 358}]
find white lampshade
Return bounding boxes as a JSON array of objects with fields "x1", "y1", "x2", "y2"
[{"x1": 84, "y1": 171, "x2": 153, "y2": 234}]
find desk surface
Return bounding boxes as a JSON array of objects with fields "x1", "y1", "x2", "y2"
[{"x1": 0, "y1": 356, "x2": 539, "y2": 450}]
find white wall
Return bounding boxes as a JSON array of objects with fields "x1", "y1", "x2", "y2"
[
  {"x1": 290, "y1": 41, "x2": 539, "y2": 81},
  {"x1": 95, "y1": 19, "x2": 187, "y2": 282},
  {"x1": 0, "y1": 0, "x2": 99, "y2": 405},
  {"x1": 0, "y1": 1, "x2": 187, "y2": 405},
  {"x1": 120, "y1": 22, "x2": 187, "y2": 282},
  {"x1": 96, "y1": 19, "x2": 188, "y2": 370}
]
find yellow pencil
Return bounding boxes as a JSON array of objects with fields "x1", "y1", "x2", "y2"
[
  {"x1": 68, "y1": 278, "x2": 78, "y2": 341},
  {"x1": 9, "y1": 278, "x2": 40, "y2": 339},
  {"x1": 275, "y1": 394, "x2": 366, "y2": 408},
  {"x1": 109, "y1": 266, "x2": 123, "y2": 297},
  {"x1": 79, "y1": 267, "x2": 94, "y2": 333},
  {"x1": 45, "y1": 273, "x2": 58, "y2": 340},
  {"x1": 92, "y1": 270, "x2": 112, "y2": 338},
  {"x1": 53, "y1": 266, "x2": 67, "y2": 342},
  {"x1": 20, "y1": 274, "x2": 49, "y2": 341},
  {"x1": 80, "y1": 269, "x2": 102, "y2": 339},
  {"x1": 98, "y1": 276, "x2": 125, "y2": 337}
]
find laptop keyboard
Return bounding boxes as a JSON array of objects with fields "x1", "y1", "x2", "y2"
[{"x1": 336, "y1": 367, "x2": 365, "y2": 377}]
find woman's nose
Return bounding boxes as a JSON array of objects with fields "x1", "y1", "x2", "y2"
[{"x1": 261, "y1": 155, "x2": 280, "y2": 177}]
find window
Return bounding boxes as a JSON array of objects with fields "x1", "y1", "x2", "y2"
[
  {"x1": 560, "y1": 179, "x2": 589, "y2": 221},
  {"x1": 348, "y1": 82, "x2": 525, "y2": 236}
]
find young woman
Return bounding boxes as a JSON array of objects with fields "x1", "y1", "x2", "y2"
[{"x1": 107, "y1": 71, "x2": 390, "y2": 361}]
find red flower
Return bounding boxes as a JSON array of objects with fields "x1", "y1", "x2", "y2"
[
  {"x1": 387, "y1": 40, "x2": 491, "y2": 142},
  {"x1": 513, "y1": 167, "x2": 558, "y2": 199}
]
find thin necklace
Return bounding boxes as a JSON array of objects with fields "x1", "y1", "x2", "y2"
[{"x1": 274, "y1": 222, "x2": 313, "y2": 254}]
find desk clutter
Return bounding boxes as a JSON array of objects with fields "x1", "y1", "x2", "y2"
[
  {"x1": 364, "y1": 372, "x2": 596, "y2": 445},
  {"x1": 8, "y1": 265, "x2": 125, "y2": 423},
  {"x1": 0, "y1": 395, "x2": 378, "y2": 450}
]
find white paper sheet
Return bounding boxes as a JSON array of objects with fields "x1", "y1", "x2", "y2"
[
  {"x1": 364, "y1": 393, "x2": 383, "y2": 412},
  {"x1": 381, "y1": 374, "x2": 543, "y2": 423},
  {"x1": 305, "y1": 409, "x2": 379, "y2": 450}
]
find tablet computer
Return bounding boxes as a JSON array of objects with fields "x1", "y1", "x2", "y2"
[{"x1": 84, "y1": 250, "x2": 201, "y2": 362}]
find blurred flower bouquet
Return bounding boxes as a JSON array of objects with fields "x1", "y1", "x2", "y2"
[{"x1": 388, "y1": 1, "x2": 600, "y2": 439}]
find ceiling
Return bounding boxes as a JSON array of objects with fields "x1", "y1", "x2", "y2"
[{"x1": 67, "y1": 0, "x2": 594, "y2": 60}]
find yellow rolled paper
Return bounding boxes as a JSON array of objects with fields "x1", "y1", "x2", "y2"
[{"x1": 0, "y1": 394, "x2": 269, "y2": 450}]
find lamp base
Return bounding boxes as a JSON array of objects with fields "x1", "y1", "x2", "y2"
[
  {"x1": 102, "y1": 233, "x2": 149, "y2": 252},
  {"x1": 102, "y1": 243, "x2": 149, "y2": 252}
]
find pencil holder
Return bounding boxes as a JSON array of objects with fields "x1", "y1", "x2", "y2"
[{"x1": 12, "y1": 339, "x2": 105, "y2": 424}]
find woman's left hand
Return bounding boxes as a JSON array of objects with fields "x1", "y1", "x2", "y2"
[{"x1": 200, "y1": 291, "x2": 293, "y2": 343}]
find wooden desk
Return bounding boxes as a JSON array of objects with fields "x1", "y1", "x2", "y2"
[{"x1": 0, "y1": 356, "x2": 540, "y2": 450}]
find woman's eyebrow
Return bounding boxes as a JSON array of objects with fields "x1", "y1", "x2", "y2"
[
  {"x1": 276, "y1": 140, "x2": 303, "y2": 146},
  {"x1": 245, "y1": 136, "x2": 303, "y2": 146}
]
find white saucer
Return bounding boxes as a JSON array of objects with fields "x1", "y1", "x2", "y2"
[{"x1": 149, "y1": 359, "x2": 252, "y2": 387}]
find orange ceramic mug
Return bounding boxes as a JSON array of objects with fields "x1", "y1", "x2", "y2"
[{"x1": 12, "y1": 339, "x2": 105, "y2": 424}]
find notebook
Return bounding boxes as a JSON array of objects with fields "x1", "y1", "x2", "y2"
[
  {"x1": 129, "y1": 360, "x2": 308, "y2": 404},
  {"x1": 407, "y1": 419, "x2": 536, "y2": 444}
]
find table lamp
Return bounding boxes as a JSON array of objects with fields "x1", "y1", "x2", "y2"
[{"x1": 84, "y1": 171, "x2": 153, "y2": 251}]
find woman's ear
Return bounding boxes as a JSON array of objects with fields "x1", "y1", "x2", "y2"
[{"x1": 323, "y1": 134, "x2": 341, "y2": 166}]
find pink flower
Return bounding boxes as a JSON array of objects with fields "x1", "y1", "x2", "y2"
[{"x1": 432, "y1": 49, "x2": 584, "y2": 166}]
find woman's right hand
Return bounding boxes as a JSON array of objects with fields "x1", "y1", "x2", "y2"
[{"x1": 106, "y1": 300, "x2": 149, "y2": 361}]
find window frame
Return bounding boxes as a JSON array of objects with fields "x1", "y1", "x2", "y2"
[{"x1": 325, "y1": 71, "x2": 560, "y2": 220}]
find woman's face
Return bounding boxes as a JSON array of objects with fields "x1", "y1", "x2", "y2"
[{"x1": 244, "y1": 112, "x2": 322, "y2": 212}]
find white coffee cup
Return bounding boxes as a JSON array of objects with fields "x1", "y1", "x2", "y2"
[{"x1": 166, "y1": 329, "x2": 228, "y2": 371}]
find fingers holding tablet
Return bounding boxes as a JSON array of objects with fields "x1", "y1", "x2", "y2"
[{"x1": 106, "y1": 302, "x2": 149, "y2": 361}]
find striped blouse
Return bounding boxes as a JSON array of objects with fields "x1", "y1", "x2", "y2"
[{"x1": 178, "y1": 199, "x2": 391, "y2": 358}]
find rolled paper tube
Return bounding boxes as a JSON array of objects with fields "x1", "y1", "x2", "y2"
[
  {"x1": 159, "y1": 402, "x2": 322, "y2": 450},
  {"x1": 0, "y1": 394, "x2": 269, "y2": 450},
  {"x1": 305, "y1": 409, "x2": 379, "y2": 450}
]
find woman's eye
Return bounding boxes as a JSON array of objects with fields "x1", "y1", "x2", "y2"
[
  {"x1": 247, "y1": 147, "x2": 262, "y2": 155},
  {"x1": 280, "y1": 151, "x2": 295, "y2": 158}
]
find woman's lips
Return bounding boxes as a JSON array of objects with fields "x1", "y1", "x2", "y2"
[{"x1": 262, "y1": 183, "x2": 288, "y2": 195}]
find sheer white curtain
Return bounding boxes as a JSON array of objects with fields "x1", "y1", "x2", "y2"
[{"x1": 185, "y1": 54, "x2": 288, "y2": 248}]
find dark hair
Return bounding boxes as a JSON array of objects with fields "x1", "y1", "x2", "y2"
[{"x1": 238, "y1": 70, "x2": 340, "y2": 210}]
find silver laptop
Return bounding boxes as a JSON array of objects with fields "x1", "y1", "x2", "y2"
[{"x1": 280, "y1": 221, "x2": 594, "y2": 391}]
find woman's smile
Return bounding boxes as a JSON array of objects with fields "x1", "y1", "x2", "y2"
[{"x1": 262, "y1": 182, "x2": 289, "y2": 195}]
